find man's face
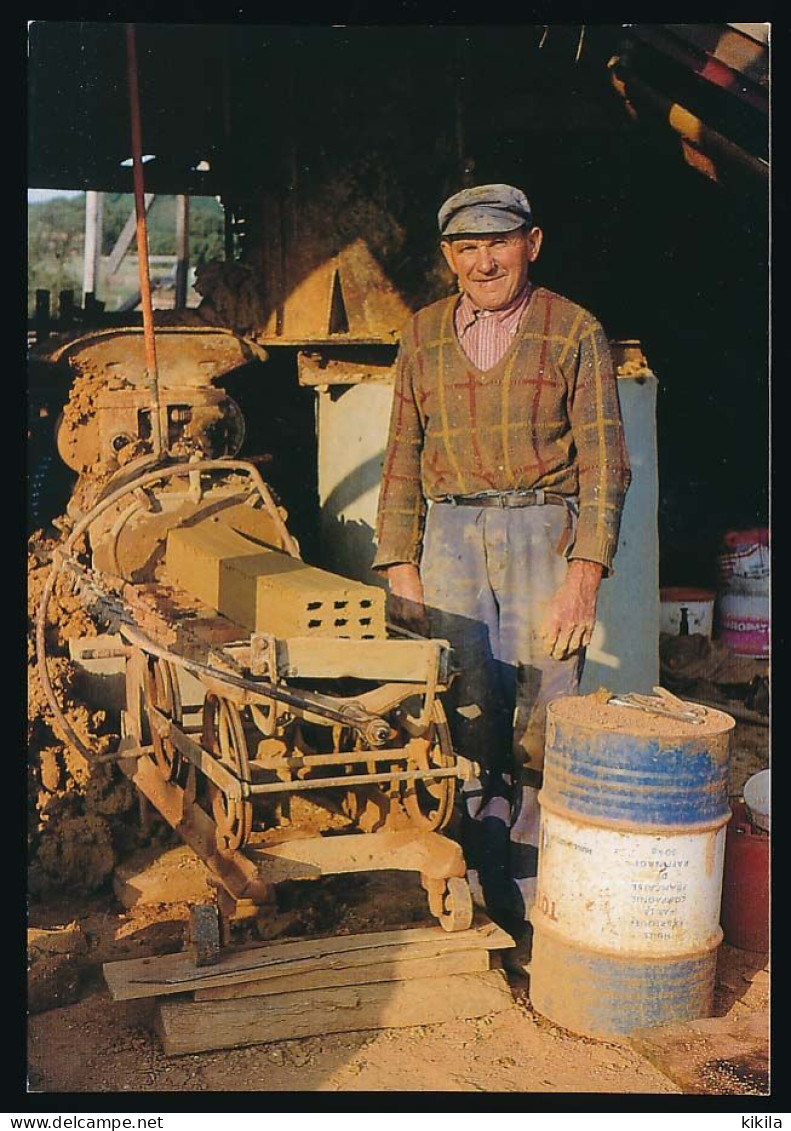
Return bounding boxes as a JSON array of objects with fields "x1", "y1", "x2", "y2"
[{"x1": 440, "y1": 227, "x2": 543, "y2": 311}]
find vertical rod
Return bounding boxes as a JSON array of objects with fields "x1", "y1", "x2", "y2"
[
  {"x1": 174, "y1": 194, "x2": 190, "y2": 309},
  {"x1": 224, "y1": 205, "x2": 234, "y2": 261},
  {"x1": 59, "y1": 289, "x2": 74, "y2": 327},
  {"x1": 35, "y1": 289, "x2": 50, "y2": 342},
  {"x1": 82, "y1": 190, "x2": 104, "y2": 303},
  {"x1": 125, "y1": 22, "x2": 163, "y2": 456}
]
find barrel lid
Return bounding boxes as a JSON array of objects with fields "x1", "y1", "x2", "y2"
[
  {"x1": 548, "y1": 691, "x2": 736, "y2": 738},
  {"x1": 660, "y1": 587, "x2": 716, "y2": 602}
]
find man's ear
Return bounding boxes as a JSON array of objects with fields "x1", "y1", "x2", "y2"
[
  {"x1": 440, "y1": 239, "x2": 458, "y2": 276},
  {"x1": 526, "y1": 227, "x2": 543, "y2": 262}
]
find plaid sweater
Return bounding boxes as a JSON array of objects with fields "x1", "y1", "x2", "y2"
[{"x1": 373, "y1": 287, "x2": 631, "y2": 573}]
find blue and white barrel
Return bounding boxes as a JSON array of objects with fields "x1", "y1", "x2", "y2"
[{"x1": 529, "y1": 694, "x2": 734, "y2": 1039}]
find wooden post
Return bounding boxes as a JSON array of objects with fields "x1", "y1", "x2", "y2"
[
  {"x1": 174, "y1": 194, "x2": 190, "y2": 309},
  {"x1": 58, "y1": 289, "x2": 74, "y2": 327},
  {"x1": 83, "y1": 190, "x2": 104, "y2": 305},
  {"x1": 35, "y1": 289, "x2": 50, "y2": 341},
  {"x1": 224, "y1": 205, "x2": 234, "y2": 261}
]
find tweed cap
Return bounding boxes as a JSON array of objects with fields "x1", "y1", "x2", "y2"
[{"x1": 438, "y1": 183, "x2": 533, "y2": 237}]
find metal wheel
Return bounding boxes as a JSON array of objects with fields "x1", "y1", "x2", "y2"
[
  {"x1": 143, "y1": 656, "x2": 185, "y2": 782},
  {"x1": 438, "y1": 876, "x2": 474, "y2": 933},
  {"x1": 337, "y1": 725, "x2": 392, "y2": 833},
  {"x1": 202, "y1": 693, "x2": 253, "y2": 851},
  {"x1": 402, "y1": 701, "x2": 456, "y2": 832}
]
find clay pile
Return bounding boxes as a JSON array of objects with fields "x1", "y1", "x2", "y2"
[{"x1": 27, "y1": 532, "x2": 141, "y2": 897}]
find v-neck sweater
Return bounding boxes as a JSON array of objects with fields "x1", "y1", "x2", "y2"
[{"x1": 373, "y1": 287, "x2": 631, "y2": 573}]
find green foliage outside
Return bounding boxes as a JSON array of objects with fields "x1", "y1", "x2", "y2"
[{"x1": 28, "y1": 193, "x2": 226, "y2": 316}]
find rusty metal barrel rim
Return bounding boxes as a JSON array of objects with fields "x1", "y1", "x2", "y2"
[{"x1": 542, "y1": 695, "x2": 734, "y2": 828}]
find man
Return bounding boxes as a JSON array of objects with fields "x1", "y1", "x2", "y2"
[{"x1": 373, "y1": 184, "x2": 631, "y2": 935}]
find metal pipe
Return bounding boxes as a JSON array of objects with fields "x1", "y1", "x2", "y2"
[
  {"x1": 125, "y1": 23, "x2": 164, "y2": 456},
  {"x1": 248, "y1": 766, "x2": 463, "y2": 795},
  {"x1": 121, "y1": 624, "x2": 392, "y2": 746}
]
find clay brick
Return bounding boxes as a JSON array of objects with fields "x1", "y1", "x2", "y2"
[
  {"x1": 164, "y1": 521, "x2": 268, "y2": 612},
  {"x1": 166, "y1": 521, "x2": 385, "y2": 638}
]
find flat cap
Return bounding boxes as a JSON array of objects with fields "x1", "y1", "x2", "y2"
[{"x1": 438, "y1": 183, "x2": 533, "y2": 238}]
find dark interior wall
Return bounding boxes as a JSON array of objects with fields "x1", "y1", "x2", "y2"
[
  {"x1": 227, "y1": 24, "x2": 768, "y2": 587},
  {"x1": 28, "y1": 23, "x2": 769, "y2": 586}
]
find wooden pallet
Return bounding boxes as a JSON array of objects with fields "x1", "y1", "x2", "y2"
[{"x1": 103, "y1": 918, "x2": 515, "y2": 1056}]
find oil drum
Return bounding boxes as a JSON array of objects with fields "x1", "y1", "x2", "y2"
[{"x1": 529, "y1": 693, "x2": 735, "y2": 1039}]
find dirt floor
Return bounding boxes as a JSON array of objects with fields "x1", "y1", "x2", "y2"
[
  {"x1": 27, "y1": 712, "x2": 770, "y2": 1099},
  {"x1": 27, "y1": 517, "x2": 770, "y2": 1097}
]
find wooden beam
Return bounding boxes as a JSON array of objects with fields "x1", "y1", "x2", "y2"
[
  {"x1": 262, "y1": 636, "x2": 439, "y2": 683},
  {"x1": 155, "y1": 970, "x2": 513, "y2": 1054},
  {"x1": 193, "y1": 947, "x2": 491, "y2": 1000},
  {"x1": 106, "y1": 194, "x2": 155, "y2": 276},
  {"x1": 103, "y1": 918, "x2": 514, "y2": 1000},
  {"x1": 246, "y1": 828, "x2": 466, "y2": 884}
]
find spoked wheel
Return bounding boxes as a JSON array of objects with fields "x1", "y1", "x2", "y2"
[
  {"x1": 143, "y1": 656, "x2": 185, "y2": 783},
  {"x1": 338, "y1": 725, "x2": 392, "y2": 833},
  {"x1": 401, "y1": 701, "x2": 456, "y2": 832},
  {"x1": 202, "y1": 693, "x2": 253, "y2": 851}
]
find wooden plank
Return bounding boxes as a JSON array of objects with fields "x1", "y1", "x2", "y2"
[
  {"x1": 628, "y1": 1010, "x2": 769, "y2": 1095},
  {"x1": 246, "y1": 828, "x2": 466, "y2": 884},
  {"x1": 193, "y1": 946, "x2": 491, "y2": 1000},
  {"x1": 273, "y1": 636, "x2": 436, "y2": 682},
  {"x1": 155, "y1": 969, "x2": 513, "y2": 1055},
  {"x1": 664, "y1": 25, "x2": 768, "y2": 86},
  {"x1": 296, "y1": 348, "x2": 396, "y2": 388},
  {"x1": 103, "y1": 918, "x2": 514, "y2": 1001}
]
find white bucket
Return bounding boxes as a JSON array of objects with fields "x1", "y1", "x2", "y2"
[
  {"x1": 743, "y1": 769, "x2": 770, "y2": 833},
  {"x1": 660, "y1": 588, "x2": 716, "y2": 638}
]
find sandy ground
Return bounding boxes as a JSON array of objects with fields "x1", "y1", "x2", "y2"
[
  {"x1": 26, "y1": 580, "x2": 770, "y2": 1104},
  {"x1": 27, "y1": 792, "x2": 770, "y2": 1100},
  {"x1": 27, "y1": 882, "x2": 684, "y2": 1097}
]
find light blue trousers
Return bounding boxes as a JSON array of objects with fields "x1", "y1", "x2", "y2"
[{"x1": 421, "y1": 500, "x2": 584, "y2": 928}]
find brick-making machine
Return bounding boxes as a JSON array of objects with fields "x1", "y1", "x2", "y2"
[{"x1": 34, "y1": 324, "x2": 477, "y2": 956}]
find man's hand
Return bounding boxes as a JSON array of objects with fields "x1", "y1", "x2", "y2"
[
  {"x1": 540, "y1": 559, "x2": 604, "y2": 660},
  {"x1": 387, "y1": 563, "x2": 429, "y2": 635}
]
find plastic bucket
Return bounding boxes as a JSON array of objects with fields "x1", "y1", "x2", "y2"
[
  {"x1": 660, "y1": 587, "x2": 716, "y2": 638},
  {"x1": 743, "y1": 769, "x2": 770, "y2": 833},
  {"x1": 714, "y1": 588, "x2": 769, "y2": 658}
]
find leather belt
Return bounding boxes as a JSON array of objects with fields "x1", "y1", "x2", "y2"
[{"x1": 435, "y1": 489, "x2": 570, "y2": 508}]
